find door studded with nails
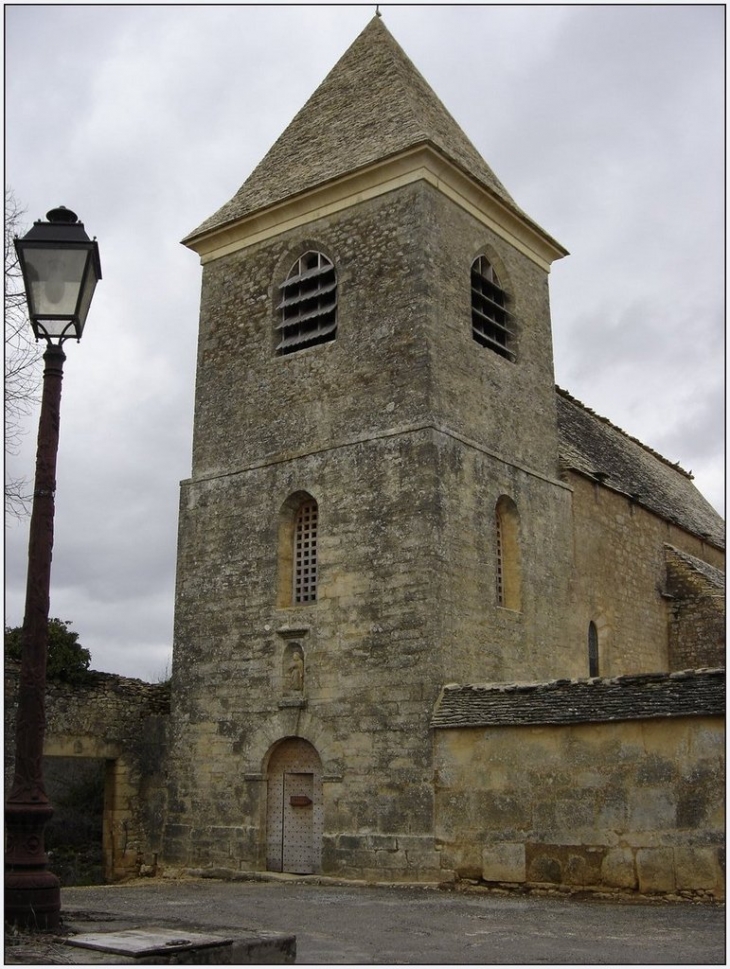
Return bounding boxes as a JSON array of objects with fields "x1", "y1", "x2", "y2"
[{"x1": 266, "y1": 738, "x2": 323, "y2": 873}]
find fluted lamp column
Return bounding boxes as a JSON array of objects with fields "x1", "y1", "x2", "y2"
[{"x1": 5, "y1": 206, "x2": 101, "y2": 931}]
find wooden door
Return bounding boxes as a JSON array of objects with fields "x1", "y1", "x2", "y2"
[{"x1": 266, "y1": 739, "x2": 322, "y2": 873}]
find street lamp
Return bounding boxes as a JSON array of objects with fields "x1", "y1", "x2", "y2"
[{"x1": 5, "y1": 207, "x2": 101, "y2": 931}]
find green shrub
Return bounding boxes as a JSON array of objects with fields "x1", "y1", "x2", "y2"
[{"x1": 4, "y1": 618, "x2": 91, "y2": 683}]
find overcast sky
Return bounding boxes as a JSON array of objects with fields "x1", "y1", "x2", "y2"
[{"x1": 5, "y1": 4, "x2": 724, "y2": 681}]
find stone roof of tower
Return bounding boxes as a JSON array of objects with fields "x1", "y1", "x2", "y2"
[
  {"x1": 556, "y1": 387, "x2": 725, "y2": 549},
  {"x1": 185, "y1": 15, "x2": 526, "y2": 243}
]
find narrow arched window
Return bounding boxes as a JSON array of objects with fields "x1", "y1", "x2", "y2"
[
  {"x1": 588, "y1": 621, "x2": 599, "y2": 676},
  {"x1": 495, "y1": 511, "x2": 505, "y2": 605},
  {"x1": 495, "y1": 496, "x2": 521, "y2": 610},
  {"x1": 276, "y1": 251, "x2": 337, "y2": 355},
  {"x1": 293, "y1": 499, "x2": 318, "y2": 603},
  {"x1": 277, "y1": 492, "x2": 319, "y2": 607},
  {"x1": 471, "y1": 256, "x2": 515, "y2": 360}
]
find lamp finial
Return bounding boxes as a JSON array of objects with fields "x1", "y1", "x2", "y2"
[{"x1": 46, "y1": 206, "x2": 79, "y2": 224}]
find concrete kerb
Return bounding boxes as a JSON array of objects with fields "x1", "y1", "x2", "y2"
[
  {"x1": 173, "y1": 867, "x2": 722, "y2": 904},
  {"x1": 179, "y1": 867, "x2": 440, "y2": 891}
]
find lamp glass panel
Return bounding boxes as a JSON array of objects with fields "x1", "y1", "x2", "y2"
[
  {"x1": 75, "y1": 269, "x2": 99, "y2": 334},
  {"x1": 23, "y1": 247, "x2": 88, "y2": 318}
]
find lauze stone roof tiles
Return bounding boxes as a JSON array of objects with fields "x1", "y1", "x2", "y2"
[
  {"x1": 185, "y1": 16, "x2": 535, "y2": 243},
  {"x1": 556, "y1": 388, "x2": 725, "y2": 549},
  {"x1": 431, "y1": 667, "x2": 725, "y2": 729},
  {"x1": 665, "y1": 544, "x2": 725, "y2": 590}
]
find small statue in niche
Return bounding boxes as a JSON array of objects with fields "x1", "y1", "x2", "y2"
[{"x1": 285, "y1": 646, "x2": 304, "y2": 693}]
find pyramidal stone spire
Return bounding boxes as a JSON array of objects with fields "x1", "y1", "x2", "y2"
[{"x1": 186, "y1": 15, "x2": 521, "y2": 243}]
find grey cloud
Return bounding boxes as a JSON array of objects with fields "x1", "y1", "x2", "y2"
[{"x1": 5, "y1": 7, "x2": 723, "y2": 680}]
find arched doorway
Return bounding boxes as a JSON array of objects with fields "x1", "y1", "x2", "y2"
[{"x1": 265, "y1": 738, "x2": 323, "y2": 874}]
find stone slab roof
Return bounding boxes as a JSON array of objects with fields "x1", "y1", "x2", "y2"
[
  {"x1": 556, "y1": 388, "x2": 725, "y2": 549},
  {"x1": 431, "y1": 668, "x2": 725, "y2": 729},
  {"x1": 665, "y1": 544, "x2": 725, "y2": 591},
  {"x1": 185, "y1": 16, "x2": 537, "y2": 243}
]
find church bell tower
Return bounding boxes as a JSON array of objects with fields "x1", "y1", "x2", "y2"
[{"x1": 165, "y1": 15, "x2": 574, "y2": 879}]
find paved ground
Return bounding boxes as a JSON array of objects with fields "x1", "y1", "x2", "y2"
[{"x1": 59, "y1": 876, "x2": 725, "y2": 965}]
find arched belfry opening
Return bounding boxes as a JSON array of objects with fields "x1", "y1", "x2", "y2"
[{"x1": 265, "y1": 737, "x2": 323, "y2": 874}]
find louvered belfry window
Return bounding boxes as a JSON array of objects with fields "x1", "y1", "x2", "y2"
[
  {"x1": 294, "y1": 499, "x2": 318, "y2": 603},
  {"x1": 276, "y1": 251, "x2": 337, "y2": 355},
  {"x1": 471, "y1": 256, "x2": 515, "y2": 360}
]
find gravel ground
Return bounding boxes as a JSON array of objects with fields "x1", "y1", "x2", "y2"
[{"x1": 33, "y1": 876, "x2": 725, "y2": 965}]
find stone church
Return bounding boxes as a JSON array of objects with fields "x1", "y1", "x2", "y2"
[{"x1": 161, "y1": 16, "x2": 724, "y2": 892}]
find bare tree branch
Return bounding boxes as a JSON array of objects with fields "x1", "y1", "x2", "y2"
[{"x1": 5, "y1": 189, "x2": 42, "y2": 517}]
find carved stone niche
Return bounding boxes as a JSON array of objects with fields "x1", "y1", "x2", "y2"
[{"x1": 277, "y1": 627, "x2": 308, "y2": 701}]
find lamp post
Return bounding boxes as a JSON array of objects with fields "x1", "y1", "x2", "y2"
[{"x1": 5, "y1": 206, "x2": 101, "y2": 931}]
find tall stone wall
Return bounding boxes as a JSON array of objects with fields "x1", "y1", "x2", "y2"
[
  {"x1": 432, "y1": 669, "x2": 725, "y2": 898},
  {"x1": 567, "y1": 472, "x2": 724, "y2": 677},
  {"x1": 669, "y1": 597, "x2": 725, "y2": 671},
  {"x1": 167, "y1": 428, "x2": 445, "y2": 880}
]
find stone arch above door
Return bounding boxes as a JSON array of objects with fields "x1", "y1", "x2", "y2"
[{"x1": 265, "y1": 737, "x2": 323, "y2": 874}]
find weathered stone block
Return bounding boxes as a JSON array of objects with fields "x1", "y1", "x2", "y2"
[
  {"x1": 628, "y1": 788, "x2": 676, "y2": 831},
  {"x1": 479, "y1": 791, "x2": 531, "y2": 830},
  {"x1": 481, "y1": 843, "x2": 526, "y2": 883},
  {"x1": 600, "y1": 847, "x2": 637, "y2": 889},
  {"x1": 337, "y1": 834, "x2": 364, "y2": 851},
  {"x1": 526, "y1": 844, "x2": 604, "y2": 887},
  {"x1": 637, "y1": 753, "x2": 676, "y2": 785},
  {"x1": 526, "y1": 850, "x2": 562, "y2": 885},
  {"x1": 368, "y1": 835, "x2": 398, "y2": 852},
  {"x1": 674, "y1": 845, "x2": 724, "y2": 893},
  {"x1": 636, "y1": 847, "x2": 676, "y2": 893}
]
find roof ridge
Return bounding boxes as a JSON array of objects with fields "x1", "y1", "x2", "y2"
[
  {"x1": 371, "y1": 17, "x2": 431, "y2": 139},
  {"x1": 555, "y1": 385, "x2": 693, "y2": 480},
  {"x1": 442, "y1": 666, "x2": 726, "y2": 693}
]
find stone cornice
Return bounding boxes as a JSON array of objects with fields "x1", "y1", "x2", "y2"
[{"x1": 183, "y1": 143, "x2": 568, "y2": 272}]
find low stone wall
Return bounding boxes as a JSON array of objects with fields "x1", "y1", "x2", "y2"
[
  {"x1": 432, "y1": 669, "x2": 725, "y2": 898},
  {"x1": 5, "y1": 663, "x2": 170, "y2": 881}
]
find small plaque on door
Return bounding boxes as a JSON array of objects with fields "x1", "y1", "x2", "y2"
[{"x1": 289, "y1": 795, "x2": 312, "y2": 807}]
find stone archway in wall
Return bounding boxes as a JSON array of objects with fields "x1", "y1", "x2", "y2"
[
  {"x1": 43, "y1": 735, "x2": 137, "y2": 882},
  {"x1": 265, "y1": 737, "x2": 323, "y2": 874}
]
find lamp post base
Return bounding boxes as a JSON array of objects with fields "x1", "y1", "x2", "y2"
[
  {"x1": 5, "y1": 869, "x2": 61, "y2": 932},
  {"x1": 5, "y1": 790, "x2": 61, "y2": 930}
]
